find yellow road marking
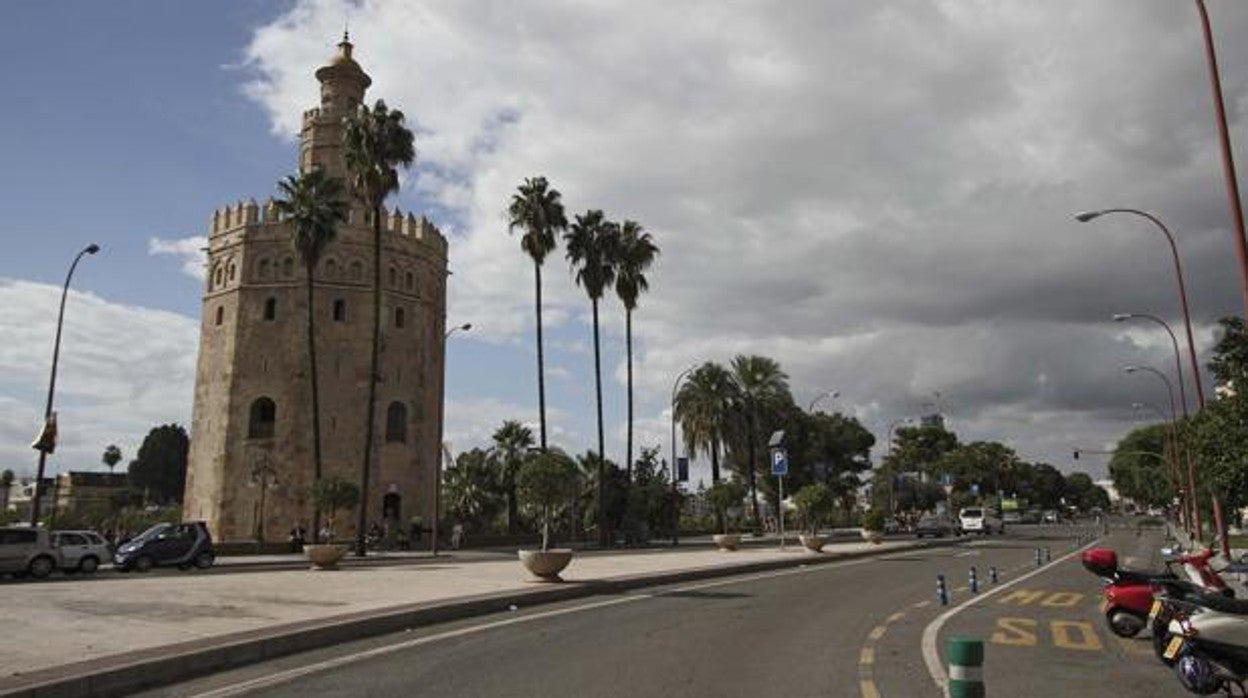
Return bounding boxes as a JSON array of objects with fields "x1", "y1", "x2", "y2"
[
  {"x1": 869, "y1": 625, "x2": 887, "y2": 641},
  {"x1": 1051, "y1": 620, "x2": 1102, "y2": 651},
  {"x1": 999, "y1": 589, "x2": 1045, "y2": 606},
  {"x1": 887, "y1": 612, "x2": 905, "y2": 624},
  {"x1": 860, "y1": 679, "x2": 880, "y2": 698},
  {"x1": 860, "y1": 646, "x2": 875, "y2": 665},
  {"x1": 1040, "y1": 592, "x2": 1083, "y2": 608},
  {"x1": 913, "y1": 600, "x2": 931, "y2": 609},
  {"x1": 990, "y1": 617, "x2": 1038, "y2": 646},
  {"x1": 954, "y1": 586, "x2": 968, "y2": 593}
]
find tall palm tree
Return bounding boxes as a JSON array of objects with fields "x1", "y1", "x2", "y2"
[
  {"x1": 344, "y1": 99, "x2": 415, "y2": 556},
  {"x1": 614, "y1": 221, "x2": 659, "y2": 479},
  {"x1": 490, "y1": 420, "x2": 534, "y2": 534},
  {"x1": 565, "y1": 209, "x2": 618, "y2": 547},
  {"x1": 507, "y1": 177, "x2": 568, "y2": 451},
  {"x1": 728, "y1": 355, "x2": 793, "y2": 528},
  {"x1": 674, "y1": 361, "x2": 734, "y2": 484},
  {"x1": 275, "y1": 167, "x2": 348, "y2": 542},
  {"x1": 101, "y1": 444, "x2": 122, "y2": 474}
]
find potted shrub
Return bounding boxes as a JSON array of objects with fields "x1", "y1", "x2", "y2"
[
  {"x1": 516, "y1": 450, "x2": 580, "y2": 581},
  {"x1": 793, "y1": 483, "x2": 835, "y2": 552},
  {"x1": 860, "y1": 509, "x2": 886, "y2": 544},
  {"x1": 306, "y1": 476, "x2": 360, "y2": 570},
  {"x1": 707, "y1": 481, "x2": 747, "y2": 551}
]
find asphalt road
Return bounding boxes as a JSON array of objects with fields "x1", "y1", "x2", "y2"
[{"x1": 143, "y1": 524, "x2": 1154, "y2": 698}]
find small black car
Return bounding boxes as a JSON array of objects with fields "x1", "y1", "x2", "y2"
[{"x1": 114, "y1": 521, "x2": 215, "y2": 572}]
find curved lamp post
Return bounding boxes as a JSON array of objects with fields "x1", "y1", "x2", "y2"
[
  {"x1": 1125, "y1": 364, "x2": 1200, "y2": 536},
  {"x1": 30, "y1": 243, "x2": 100, "y2": 526},
  {"x1": 885, "y1": 417, "x2": 913, "y2": 513},
  {"x1": 808, "y1": 390, "x2": 839, "y2": 413},
  {"x1": 1114, "y1": 313, "x2": 1189, "y2": 418},
  {"x1": 1077, "y1": 209, "x2": 1205, "y2": 408},
  {"x1": 432, "y1": 322, "x2": 472, "y2": 556},
  {"x1": 669, "y1": 364, "x2": 698, "y2": 546}
]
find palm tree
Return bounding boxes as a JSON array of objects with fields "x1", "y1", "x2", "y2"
[
  {"x1": 490, "y1": 420, "x2": 534, "y2": 534},
  {"x1": 507, "y1": 177, "x2": 568, "y2": 451},
  {"x1": 614, "y1": 220, "x2": 659, "y2": 479},
  {"x1": 101, "y1": 445, "x2": 122, "y2": 474},
  {"x1": 565, "y1": 209, "x2": 618, "y2": 546},
  {"x1": 674, "y1": 361, "x2": 734, "y2": 484},
  {"x1": 275, "y1": 168, "x2": 348, "y2": 542},
  {"x1": 728, "y1": 355, "x2": 793, "y2": 529},
  {"x1": 344, "y1": 99, "x2": 415, "y2": 556}
]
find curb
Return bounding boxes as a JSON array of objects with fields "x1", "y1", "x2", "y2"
[{"x1": 0, "y1": 538, "x2": 961, "y2": 698}]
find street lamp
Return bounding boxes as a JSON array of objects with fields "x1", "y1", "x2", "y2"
[
  {"x1": 1124, "y1": 364, "x2": 1200, "y2": 536},
  {"x1": 670, "y1": 364, "x2": 697, "y2": 546},
  {"x1": 29, "y1": 243, "x2": 100, "y2": 526},
  {"x1": 1114, "y1": 313, "x2": 1189, "y2": 418},
  {"x1": 1077, "y1": 209, "x2": 1205, "y2": 408},
  {"x1": 250, "y1": 454, "x2": 279, "y2": 544},
  {"x1": 433, "y1": 322, "x2": 472, "y2": 556},
  {"x1": 885, "y1": 417, "x2": 912, "y2": 513},
  {"x1": 808, "y1": 390, "x2": 839, "y2": 413}
]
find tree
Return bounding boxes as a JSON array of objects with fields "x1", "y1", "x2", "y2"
[
  {"x1": 767, "y1": 407, "x2": 874, "y2": 515},
  {"x1": 565, "y1": 209, "x2": 619, "y2": 545},
  {"x1": 275, "y1": 167, "x2": 349, "y2": 542},
  {"x1": 1063, "y1": 472, "x2": 1109, "y2": 511},
  {"x1": 344, "y1": 99, "x2": 415, "y2": 555},
  {"x1": 1027, "y1": 463, "x2": 1068, "y2": 510},
  {"x1": 313, "y1": 476, "x2": 361, "y2": 541},
  {"x1": 1108, "y1": 423, "x2": 1175, "y2": 509},
  {"x1": 127, "y1": 424, "x2": 190, "y2": 504},
  {"x1": 726, "y1": 355, "x2": 793, "y2": 528},
  {"x1": 517, "y1": 450, "x2": 581, "y2": 551},
  {"x1": 934, "y1": 441, "x2": 1020, "y2": 499},
  {"x1": 0, "y1": 469, "x2": 13, "y2": 512},
  {"x1": 576, "y1": 450, "x2": 628, "y2": 543},
  {"x1": 489, "y1": 420, "x2": 534, "y2": 533},
  {"x1": 882, "y1": 425, "x2": 959, "y2": 478},
  {"x1": 443, "y1": 448, "x2": 503, "y2": 533},
  {"x1": 613, "y1": 220, "x2": 659, "y2": 477},
  {"x1": 674, "y1": 362, "x2": 735, "y2": 484},
  {"x1": 507, "y1": 176, "x2": 568, "y2": 452},
  {"x1": 792, "y1": 483, "x2": 835, "y2": 535},
  {"x1": 1208, "y1": 316, "x2": 1248, "y2": 390},
  {"x1": 102, "y1": 445, "x2": 122, "y2": 474},
  {"x1": 706, "y1": 481, "x2": 746, "y2": 535}
]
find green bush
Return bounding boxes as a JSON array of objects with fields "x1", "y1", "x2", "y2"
[
  {"x1": 706, "y1": 481, "x2": 747, "y2": 535},
  {"x1": 517, "y1": 451, "x2": 580, "y2": 551},
  {"x1": 313, "y1": 476, "x2": 361, "y2": 542},
  {"x1": 792, "y1": 483, "x2": 835, "y2": 535},
  {"x1": 861, "y1": 509, "x2": 886, "y2": 532}
]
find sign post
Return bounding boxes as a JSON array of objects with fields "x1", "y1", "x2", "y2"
[{"x1": 771, "y1": 448, "x2": 788, "y2": 549}]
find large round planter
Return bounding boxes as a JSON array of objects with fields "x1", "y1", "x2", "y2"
[
  {"x1": 518, "y1": 549, "x2": 574, "y2": 582},
  {"x1": 799, "y1": 534, "x2": 828, "y2": 552},
  {"x1": 713, "y1": 534, "x2": 741, "y2": 551},
  {"x1": 305, "y1": 544, "x2": 347, "y2": 570},
  {"x1": 861, "y1": 529, "x2": 884, "y2": 545}
]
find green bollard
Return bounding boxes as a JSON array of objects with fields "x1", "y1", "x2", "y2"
[{"x1": 948, "y1": 636, "x2": 985, "y2": 698}]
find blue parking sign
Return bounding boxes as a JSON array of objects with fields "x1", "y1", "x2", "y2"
[{"x1": 771, "y1": 449, "x2": 788, "y2": 476}]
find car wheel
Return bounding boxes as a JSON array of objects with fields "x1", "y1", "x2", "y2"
[
  {"x1": 78, "y1": 556, "x2": 99, "y2": 574},
  {"x1": 134, "y1": 555, "x2": 154, "y2": 573},
  {"x1": 193, "y1": 551, "x2": 215, "y2": 570},
  {"x1": 28, "y1": 556, "x2": 55, "y2": 580}
]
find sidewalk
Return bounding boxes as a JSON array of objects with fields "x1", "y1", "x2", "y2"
[{"x1": 0, "y1": 535, "x2": 941, "y2": 697}]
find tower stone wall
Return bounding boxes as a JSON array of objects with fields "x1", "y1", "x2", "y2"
[{"x1": 183, "y1": 38, "x2": 448, "y2": 543}]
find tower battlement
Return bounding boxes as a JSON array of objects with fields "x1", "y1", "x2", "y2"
[{"x1": 208, "y1": 199, "x2": 447, "y2": 254}]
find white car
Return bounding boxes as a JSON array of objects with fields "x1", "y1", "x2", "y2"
[
  {"x1": 959, "y1": 507, "x2": 1004, "y2": 535},
  {"x1": 53, "y1": 530, "x2": 111, "y2": 574}
]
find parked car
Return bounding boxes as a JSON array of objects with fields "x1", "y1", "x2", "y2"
[
  {"x1": 959, "y1": 507, "x2": 1004, "y2": 535},
  {"x1": 53, "y1": 530, "x2": 111, "y2": 574},
  {"x1": 113, "y1": 521, "x2": 215, "y2": 572},
  {"x1": 1042, "y1": 509, "x2": 1060, "y2": 523},
  {"x1": 1002, "y1": 511, "x2": 1022, "y2": 525},
  {"x1": 0, "y1": 527, "x2": 62, "y2": 579},
  {"x1": 915, "y1": 514, "x2": 961, "y2": 538}
]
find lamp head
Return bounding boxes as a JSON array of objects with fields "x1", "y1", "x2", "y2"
[
  {"x1": 1075, "y1": 211, "x2": 1102, "y2": 223},
  {"x1": 459, "y1": 323, "x2": 473, "y2": 331},
  {"x1": 1123, "y1": 365, "x2": 1139, "y2": 374},
  {"x1": 1112, "y1": 313, "x2": 1132, "y2": 322},
  {"x1": 85, "y1": 244, "x2": 101, "y2": 254}
]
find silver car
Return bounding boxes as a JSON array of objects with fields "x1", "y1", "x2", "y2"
[
  {"x1": 0, "y1": 527, "x2": 62, "y2": 579},
  {"x1": 53, "y1": 530, "x2": 111, "y2": 574}
]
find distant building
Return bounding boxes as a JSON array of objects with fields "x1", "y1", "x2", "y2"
[
  {"x1": 52, "y1": 471, "x2": 129, "y2": 516},
  {"x1": 919, "y1": 413, "x2": 945, "y2": 430}
]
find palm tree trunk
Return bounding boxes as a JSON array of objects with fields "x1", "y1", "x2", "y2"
[
  {"x1": 711, "y1": 437, "x2": 721, "y2": 483},
  {"x1": 534, "y1": 262, "x2": 548, "y2": 451},
  {"x1": 305, "y1": 264, "x2": 325, "y2": 543},
  {"x1": 593, "y1": 298, "x2": 608, "y2": 548},
  {"x1": 357, "y1": 205, "x2": 383, "y2": 556},
  {"x1": 507, "y1": 483, "x2": 517, "y2": 535},
  {"x1": 625, "y1": 308, "x2": 634, "y2": 481},
  {"x1": 747, "y1": 412, "x2": 761, "y2": 531}
]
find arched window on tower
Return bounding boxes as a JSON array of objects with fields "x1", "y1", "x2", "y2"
[
  {"x1": 325, "y1": 259, "x2": 338, "y2": 279},
  {"x1": 333, "y1": 299, "x2": 346, "y2": 322},
  {"x1": 264, "y1": 297, "x2": 277, "y2": 321},
  {"x1": 282, "y1": 257, "x2": 295, "y2": 278},
  {"x1": 350, "y1": 260, "x2": 363, "y2": 281},
  {"x1": 385, "y1": 402, "x2": 407, "y2": 443},
  {"x1": 213, "y1": 266, "x2": 224, "y2": 289},
  {"x1": 389, "y1": 266, "x2": 397, "y2": 288},
  {"x1": 258, "y1": 258, "x2": 271, "y2": 280},
  {"x1": 215, "y1": 306, "x2": 224, "y2": 326},
  {"x1": 248, "y1": 397, "x2": 276, "y2": 439},
  {"x1": 395, "y1": 306, "x2": 405, "y2": 329}
]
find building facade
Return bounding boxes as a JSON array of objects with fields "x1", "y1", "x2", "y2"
[{"x1": 183, "y1": 37, "x2": 448, "y2": 543}]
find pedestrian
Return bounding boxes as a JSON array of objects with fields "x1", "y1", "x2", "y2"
[
  {"x1": 319, "y1": 524, "x2": 332, "y2": 543},
  {"x1": 289, "y1": 523, "x2": 306, "y2": 553},
  {"x1": 451, "y1": 523, "x2": 464, "y2": 550}
]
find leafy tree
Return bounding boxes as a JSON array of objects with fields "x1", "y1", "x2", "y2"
[
  {"x1": 1027, "y1": 462, "x2": 1068, "y2": 510},
  {"x1": 706, "y1": 480, "x2": 747, "y2": 535},
  {"x1": 489, "y1": 420, "x2": 534, "y2": 533},
  {"x1": 576, "y1": 450, "x2": 628, "y2": 543},
  {"x1": 613, "y1": 220, "x2": 659, "y2": 476},
  {"x1": 0, "y1": 469, "x2": 13, "y2": 511},
  {"x1": 1208, "y1": 316, "x2": 1248, "y2": 390},
  {"x1": 565, "y1": 209, "x2": 619, "y2": 545},
  {"x1": 127, "y1": 424, "x2": 189, "y2": 504},
  {"x1": 344, "y1": 99, "x2": 415, "y2": 555},
  {"x1": 882, "y1": 425, "x2": 959, "y2": 478},
  {"x1": 935, "y1": 441, "x2": 1019, "y2": 498},
  {"x1": 275, "y1": 167, "x2": 348, "y2": 540},
  {"x1": 102, "y1": 445, "x2": 122, "y2": 473},
  {"x1": 313, "y1": 476, "x2": 361, "y2": 541},
  {"x1": 766, "y1": 407, "x2": 874, "y2": 514},
  {"x1": 726, "y1": 355, "x2": 793, "y2": 529},
  {"x1": 507, "y1": 176, "x2": 568, "y2": 451},
  {"x1": 517, "y1": 449, "x2": 581, "y2": 551},
  {"x1": 627, "y1": 446, "x2": 678, "y2": 540},
  {"x1": 674, "y1": 361, "x2": 735, "y2": 483},
  {"x1": 444, "y1": 448, "x2": 503, "y2": 533},
  {"x1": 1108, "y1": 423, "x2": 1175, "y2": 509},
  {"x1": 1063, "y1": 472, "x2": 1109, "y2": 511},
  {"x1": 792, "y1": 483, "x2": 835, "y2": 535},
  {"x1": 1189, "y1": 395, "x2": 1248, "y2": 511}
]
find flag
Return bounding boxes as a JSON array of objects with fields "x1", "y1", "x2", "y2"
[{"x1": 31, "y1": 411, "x2": 58, "y2": 454}]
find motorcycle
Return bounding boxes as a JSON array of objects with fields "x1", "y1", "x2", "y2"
[
  {"x1": 1153, "y1": 588, "x2": 1248, "y2": 696},
  {"x1": 1081, "y1": 546, "x2": 1230, "y2": 638}
]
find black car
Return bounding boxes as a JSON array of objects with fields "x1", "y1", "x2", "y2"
[
  {"x1": 914, "y1": 514, "x2": 962, "y2": 538},
  {"x1": 114, "y1": 521, "x2": 215, "y2": 572}
]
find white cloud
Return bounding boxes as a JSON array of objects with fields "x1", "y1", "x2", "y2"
[{"x1": 149, "y1": 236, "x2": 208, "y2": 281}]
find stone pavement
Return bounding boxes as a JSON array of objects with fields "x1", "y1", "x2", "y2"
[{"x1": 0, "y1": 535, "x2": 932, "y2": 694}]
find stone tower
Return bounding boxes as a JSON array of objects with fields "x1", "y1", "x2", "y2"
[{"x1": 183, "y1": 36, "x2": 448, "y2": 543}]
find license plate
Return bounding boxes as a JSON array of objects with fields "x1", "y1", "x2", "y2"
[
  {"x1": 1148, "y1": 600, "x2": 1162, "y2": 623},
  {"x1": 1163, "y1": 635, "x2": 1185, "y2": 660}
]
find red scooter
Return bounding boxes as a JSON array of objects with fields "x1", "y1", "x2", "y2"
[{"x1": 1082, "y1": 547, "x2": 1231, "y2": 638}]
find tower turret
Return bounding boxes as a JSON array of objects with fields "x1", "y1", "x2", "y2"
[{"x1": 300, "y1": 33, "x2": 372, "y2": 180}]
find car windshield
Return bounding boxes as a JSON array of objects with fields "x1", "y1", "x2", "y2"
[
  {"x1": 961, "y1": 509, "x2": 982, "y2": 518},
  {"x1": 132, "y1": 524, "x2": 171, "y2": 543},
  {"x1": 919, "y1": 517, "x2": 939, "y2": 525}
]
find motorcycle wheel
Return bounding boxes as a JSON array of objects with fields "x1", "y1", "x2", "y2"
[{"x1": 1107, "y1": 608, "x2": 1145, "y2": 638}]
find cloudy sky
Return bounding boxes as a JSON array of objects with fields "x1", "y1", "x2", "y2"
[{"x1": 3, "y1": 0, "x2": 1247, "y2": 484}]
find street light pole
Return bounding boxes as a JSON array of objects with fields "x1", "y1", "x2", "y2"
[
  {"x1": 670, "y1": 364, "x2": 697, "y2": 546},
  {"x1": 1125, "y1": 364, "x2": 1200, "y2": 537},
  {"x1": 1193, "y1": 0, "x2": 1248, "y2": 316},
  {"x1": 433, "y1": 323, "x2": 472, "y2": 557},
  {"x1": 30, "y1": 243, "x2": 100, "y2": 526},
  {"x1": 885, "y1": 417, "x2": 912, "y2": 514},
  {"x1": 1131, "y1": 402, "x2": 1189, "y2": 529},
  {"x1": 1077, "y1": 209, "x2": 1205, "y2": 408},
  {"x1": 1114, "y1": 313, "x2": 1189, "y2": 418}
]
